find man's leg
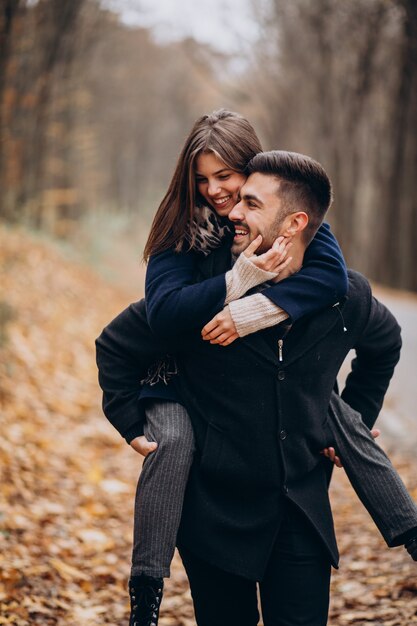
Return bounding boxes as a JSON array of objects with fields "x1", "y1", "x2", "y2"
[
  {"x1": 260, "y1": 502, "x2": 331, "y2": 626},
  {"x1": 179, "y1": 547, "x2": 260, "y2": 626}
]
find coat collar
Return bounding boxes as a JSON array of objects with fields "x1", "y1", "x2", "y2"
[
  {"x1": 195, "y1": 242, "x2": 232, "y2": 282},
  {"x1": 240, "y1": 297, "x2": 348, "y2": 369}
]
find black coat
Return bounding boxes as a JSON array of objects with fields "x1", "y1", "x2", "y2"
[{"x1": 96, "y1": 248, "x2": 401, "y2": 580}]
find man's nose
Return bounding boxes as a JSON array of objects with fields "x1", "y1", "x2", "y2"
[{"x1": 229, "y1": 200, "x2": 244, "y2": 221}]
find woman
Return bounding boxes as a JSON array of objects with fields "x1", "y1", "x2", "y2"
[{"x1": 102, "y1": 111, "x2": 417, "y2": 626}]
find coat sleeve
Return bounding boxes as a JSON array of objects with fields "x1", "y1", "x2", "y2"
[
  {"x1": 341, "y1": 296, "x2": 402, "y2": 429},
  {"x1": 145, "y1": 248, "x2": 227, "y2": 336},
  {"x1": 95, "y1": 299, "x2": 179, "y2": 441},
  {"x1": 262, "y1": 222, "x2": 348, "y2": 321}
]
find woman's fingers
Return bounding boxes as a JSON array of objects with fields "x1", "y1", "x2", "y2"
[
  {"x1": 251, "y1": 238, "x2": 292, "y2": 272},
  {"x1": 202, "y1": 308, "x2": 237, "y2": 340},
  {"x1": 202, "y1": 317, "x2": 217, "y2": 336},
  {"x1": 243, "y1": 234, "x2": 263, "y2": 258},
  {"x1": 272, "y1": 255, "x2": 293, "y2": 274},
  {"x1": 204, "y1": 326, "x2": 223, "y2": 341},
  {"x1": 205, "y1": 323, "x2": 235, "y2": 341},
  {"x1": 210, "y1": 331, "x2": 236, "y2": 344},
  {"x1": 217, "y1": 333, "x2": 239, "y2": 346}
]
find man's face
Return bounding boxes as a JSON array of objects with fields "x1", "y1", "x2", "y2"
[{"x1": 228, "y1": 173, "x2": 287, "y2": 255}]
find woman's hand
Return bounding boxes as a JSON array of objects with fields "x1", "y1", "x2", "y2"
[
  {"x1": 244, "y1": 235, "x2": 293, "y2": 275},
  {"x1": 201, "y1": 306, "x2": 239, "y2": 346},
  {"x1": 130, "y1": 435, "x2": 158, "y2": 457}
]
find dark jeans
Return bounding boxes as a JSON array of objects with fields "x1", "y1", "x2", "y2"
[{"x1": 179, "y1": 502, "x2": 331, "y2": 626}]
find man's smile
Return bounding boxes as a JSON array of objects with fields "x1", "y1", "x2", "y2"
[{"x1": 233, "y1": 225, "x2": 250, "y2": 241}]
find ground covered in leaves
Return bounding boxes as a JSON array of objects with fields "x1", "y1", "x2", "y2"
[{"x1": 0, "y1": 225, "x2": 416, "y2": 625}]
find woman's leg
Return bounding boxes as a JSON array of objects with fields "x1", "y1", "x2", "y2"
[
  {"x1": 327, "y1": 392, "x2": 417, "y2": 546},
  {"x1": 131, "y1": 400, "x2": 195, "y2": 578}
]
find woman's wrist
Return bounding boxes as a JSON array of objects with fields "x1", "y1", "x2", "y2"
[
  {"x1": 228, "y1": 293, "x2": 289, "y2": 337},
  {"x1": 225, "y1": 253, "x2": 277, "y2": 304}
]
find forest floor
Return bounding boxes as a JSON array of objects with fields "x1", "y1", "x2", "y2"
[{"x1": 1, "y1": 224, "x2": 417, "y2": 625}]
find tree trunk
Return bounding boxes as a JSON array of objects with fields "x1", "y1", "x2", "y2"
[
  {"x1": 378, "y1": 0, "x2": 417, "y2": 287},
  {"x1": 0, "y1": 0, "x2": 21, "y2": 218}
]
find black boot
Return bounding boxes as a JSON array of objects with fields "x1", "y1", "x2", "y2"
[
  {"x1": 129, "y1": 574, "x2": 164, "y2": 626},
  {"x1": 405, "y1": 537, "x2": 417, "y2": 561}
]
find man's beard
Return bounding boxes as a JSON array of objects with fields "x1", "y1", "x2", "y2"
[{"x1": 231, "y1": 216, "x2": 286, "y2": 255}]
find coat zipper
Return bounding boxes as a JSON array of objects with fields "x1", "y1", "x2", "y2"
[
  {"x1": 276, "y1": 336, "x2": 288, "y2": 493},
  {"x1": 278, "y1": 339, "x2": 284, "y2": 362}
]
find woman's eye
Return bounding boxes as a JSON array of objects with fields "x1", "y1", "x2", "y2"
[
  {"x1": 196, "y1": 178, "x2": 206, "y2": 185},
  {"x1": 218, "y1": 174, "x2": 230, "y2": 180}
]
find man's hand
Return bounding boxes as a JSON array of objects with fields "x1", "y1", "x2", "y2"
[
  {"x1": 130, "y1": 435, "x2": 158, "y2": 457},
  {"x1": 202, "y1": 306, "x2": 239, "y2": 346},
  {"x1": 244, "y1": 235, "x2": 293, "y2": 274},
  {"x1": 320, "y1": 428, "x2": 381, "y2": 468}
]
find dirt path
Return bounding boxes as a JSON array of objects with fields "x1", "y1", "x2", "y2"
[
  {"x1": 337, "y1": 285, "x2": 417, "y2": 454},
  {"x1": 372, "y1": 287, "x2": 417, "y2": 449}
]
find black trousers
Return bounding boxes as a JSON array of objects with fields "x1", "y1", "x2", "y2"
[{"x1": 179, "y1": 503, "x2": 331, "y2": 626}]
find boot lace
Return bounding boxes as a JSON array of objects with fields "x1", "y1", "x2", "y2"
[{"x1": 129, "y1": 581, "x2": 163, "y2": 626}]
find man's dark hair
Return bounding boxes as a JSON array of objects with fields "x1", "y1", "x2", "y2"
[{"x1": 247, "y1": 150, "x2": 333, "y2": 242}]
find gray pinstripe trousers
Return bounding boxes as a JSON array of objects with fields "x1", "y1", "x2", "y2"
[
  {"x1": 328, "y1": 394, "x2": 417, "y2": 547},
  {"x1": 131, "y1": 397, "x2": 417, "y2": 578},
  {"x1": 131, "y1": 401, "x2": 195, "y2": 577}
]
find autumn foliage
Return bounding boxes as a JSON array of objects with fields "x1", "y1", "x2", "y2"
[{"x1": 0, "y1": 226, "x2": 416, "y2": 624}]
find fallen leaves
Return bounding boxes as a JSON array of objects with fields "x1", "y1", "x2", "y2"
[
  {"x1": 330, "y1": 461, "x2": 417, "y2": 625},
  {"x1": 0, "y1": 225, "x2": 416, "y2": 625}
]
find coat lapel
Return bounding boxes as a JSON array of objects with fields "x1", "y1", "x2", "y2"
[
  {"x1": 241, "y1": 296, "x2": 348, "y2": 369},
  {"x1": 280, "y1": 296, "x2": 349, "y2": 367}
]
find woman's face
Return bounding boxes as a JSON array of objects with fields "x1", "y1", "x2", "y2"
[{"x1": 195, "y1": 152, "x2": 247, "y2": 217}]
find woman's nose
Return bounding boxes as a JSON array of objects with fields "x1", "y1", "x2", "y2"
[{"x1": 207, "y1": 180, "x2": 221, "y2": 196}]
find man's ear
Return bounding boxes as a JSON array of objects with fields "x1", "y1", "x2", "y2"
[{"x1": 281, "y1": 212, "x2": 308, "y2": 236}]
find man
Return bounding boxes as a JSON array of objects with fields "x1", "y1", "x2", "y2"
[{"x1": 96, "y1": 151, "x2": 407, "y2": 625}]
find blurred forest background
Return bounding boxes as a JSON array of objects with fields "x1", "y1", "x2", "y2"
[
  {"x1": 1, "y1": 1, "x2": 417, "y2": 624},
  {"x1": 1, "y1": 0, "x2": 416, "y2": 289}
]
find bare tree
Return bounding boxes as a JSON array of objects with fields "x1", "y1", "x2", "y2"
[
  {"x1": 0, "y1": 0, "x2": 23, "y2": 218},
  {"x1": 377, "y1": 0, "x2": 417, "y2": 289},
  {"x1": 237, "y1": 0, "x2": 417, "y2": 291}
]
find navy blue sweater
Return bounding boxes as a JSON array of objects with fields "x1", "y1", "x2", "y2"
[
  {"x1": 123, "y1": 223, "x2": 348, "y2": 443},
  {"x1": 145, "y1": 222, "x2": 347, "y2": 335}
]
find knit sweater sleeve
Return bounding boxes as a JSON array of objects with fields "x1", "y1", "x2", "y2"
[
  {"x1": 228, "y1": 294, "x2": 289, "y2": 337},
  {"x1": 259, "y1": 223, "x2": 348, "y2": 322},
  {"x1": 146, "y1": 247, "x2": 276, "y2": 337},
  {"x1": 224, "y1": 252, "x2": 277, "y2": 304},
  {"x1": 225, "y1": 223, "x2": 347, "y2": 337}
]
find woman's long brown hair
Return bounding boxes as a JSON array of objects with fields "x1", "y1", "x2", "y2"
[{"x1": 143, "y1": 109, "x2": 263, "y2": 261}]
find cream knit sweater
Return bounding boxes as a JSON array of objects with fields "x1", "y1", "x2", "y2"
[{"x1": 224, "y1": 253, "x2": 289, "y2": 337}]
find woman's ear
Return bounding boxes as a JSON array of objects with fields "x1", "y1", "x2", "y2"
[{"x1": 282, "y1": 212, "x2": 309, "y2": 236}]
